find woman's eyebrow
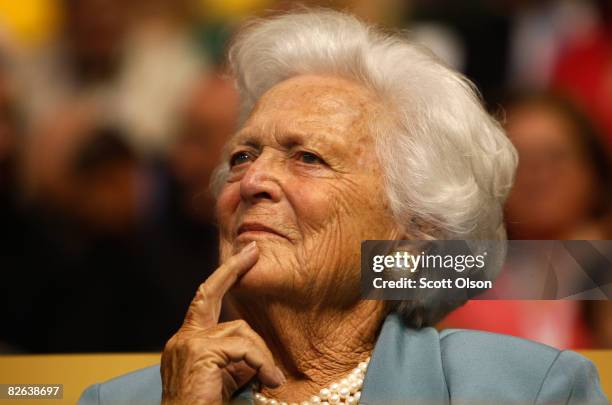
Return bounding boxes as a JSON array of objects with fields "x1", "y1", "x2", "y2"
[
  {"x1": 243, "y1": 138, "x2": 261, "y2": 149},
  {"x1": 232, "y1": 128, "x2": 343, "y2": 151},
  {"x1": 231, "y1": 131, "x2": 262, "y2": 149},
  {"x1": 278, "y1": 130, "x2": 346, "y2": 149},
  {"x1": 277, "y1": 132, "x2": 306, "y2": 148}
]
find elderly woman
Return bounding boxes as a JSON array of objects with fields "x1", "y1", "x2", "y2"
[{"x1": 79, "y1": 10, "x2": 608, "y2": 405}]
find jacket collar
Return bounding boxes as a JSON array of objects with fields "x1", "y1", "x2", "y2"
[
  {"x1": 231, "y1": 313, "x2": 449, "y2": 404},
  {"x1": 360, "y1": 313, "x2": 449, "y2": 404}
]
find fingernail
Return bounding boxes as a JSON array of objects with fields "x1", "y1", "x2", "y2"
[
  {"x1": 274, "y1": 366, "x2": 286, "y2": 385},
  {"x1": 243, "y1": 241, "x2": 257, "y2": 254}
]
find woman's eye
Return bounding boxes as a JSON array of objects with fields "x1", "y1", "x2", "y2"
[
  {"x1": 230, "y1": 151, "x2": 254, "y2": 167},
  {"x1": 297, "y1": 151, "x2": 324, "y2": 165}
]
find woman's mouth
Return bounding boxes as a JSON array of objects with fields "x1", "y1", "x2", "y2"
[{"x1": 236, "y1": 222, "x2": 288, "y2": 240}]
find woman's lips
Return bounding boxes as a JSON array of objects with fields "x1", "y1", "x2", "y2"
[{"x1": 236, "y1": 222, "x2": 287, "y2": 240}]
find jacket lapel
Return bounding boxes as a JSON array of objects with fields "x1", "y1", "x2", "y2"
[{"x1": 360, "y1": 313, "x2": 450, "y2": 404}]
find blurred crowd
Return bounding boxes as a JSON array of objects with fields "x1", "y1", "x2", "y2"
[{"x1": 0, "y1": 0, "x2": 610, "y2": 353}]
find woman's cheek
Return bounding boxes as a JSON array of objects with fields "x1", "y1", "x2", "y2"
[
  {"x1": 289, "y1": 182, "x2": 333, "y2": 231},
  {"x1": 215, "y1": 182, "x2": 242, "y2": 254},
  {"x1": 216, "y1": 183, "x2": 241, "y2": 220}
]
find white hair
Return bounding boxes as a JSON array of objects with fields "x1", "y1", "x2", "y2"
[{"x1": 213, "y1": 9, "x2": 518, "y2": 327}]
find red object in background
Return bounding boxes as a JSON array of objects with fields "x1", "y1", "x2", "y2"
[
  {"x1": 441, "y1": 300, "x2": 593, "y2": 350},
  {"x1": 552, "y1": 26, "x2": 612, "y2": 146}
]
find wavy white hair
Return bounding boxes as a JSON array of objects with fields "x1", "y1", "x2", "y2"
[{"x1": 212, "y1": 9, "x2": 518, "y2": 327}]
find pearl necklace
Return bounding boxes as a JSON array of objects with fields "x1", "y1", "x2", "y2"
[{"x1": 254, "y1": 357, "x2": 370, "y2": 405}]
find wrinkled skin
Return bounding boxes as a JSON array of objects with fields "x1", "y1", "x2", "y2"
[
  {"x1": 162, "y1": 74, "x2": 404, "y2": 404},
  {"x1": 218, "y1": 74, "x2": 401, "y2": 302},
  {"x1": 161, "y1": 243, "x2": 285, "y2": 404}
]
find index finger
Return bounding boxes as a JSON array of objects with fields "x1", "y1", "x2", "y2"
[{"x1": 184, "y1": 241, "x2": 259, "y2": 329}]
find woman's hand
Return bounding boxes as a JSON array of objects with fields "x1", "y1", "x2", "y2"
[{"x1": 161, "y1": 242, "x2": 285, "y2": 404}]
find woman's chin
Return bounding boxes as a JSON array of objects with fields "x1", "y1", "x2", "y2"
[{"x1": 232, "y1": 260, "x2": 287, "y2": 294}]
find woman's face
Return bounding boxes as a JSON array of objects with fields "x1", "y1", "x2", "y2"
[
  {"x1": 216, "y1": 74, "x2": 402, "y2": 304},
  {"x1": 505, "y1": 104, "x2": 597, "y2": 238}
]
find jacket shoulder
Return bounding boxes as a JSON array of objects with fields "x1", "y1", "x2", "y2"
[
  {"x1": 78, "y1": 364, "x2": 162, "y2": 405},
  {"x1": 438, "y1": 329, "x2": 608, "y2": 404}
]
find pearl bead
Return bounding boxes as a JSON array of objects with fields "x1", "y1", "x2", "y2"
[{"x1": 256, "y1": 358, "x2": 369, "y2": 405}]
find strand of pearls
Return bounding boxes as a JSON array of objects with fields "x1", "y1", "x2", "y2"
[{"x1": 254, "y1": 357, "x2": 369, "y2": 405}]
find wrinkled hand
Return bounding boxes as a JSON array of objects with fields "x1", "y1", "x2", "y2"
[{"x1": 161, "y1": 242, "x2": 285, "y2": 404}]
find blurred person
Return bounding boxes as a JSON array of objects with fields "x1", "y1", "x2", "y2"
[
  {"x1": 60, "y1": 0, "x2": 130, "y2": 82},
  {"x1": 19, "y1": 102, "x2": 102, "y2": 211},
  {"x1": 37, "y1": 126, "x2": 173, "y2": 352},
  {"x1": 20, "y1": 102, "x2": 141, "y2": 229},
  {"x1": 79, "y1": 10, "x2": 606, "y2": 405},
  {"x1": 146, "y1": 73, "x2": 239, "y2": 330},
  {"x1": 17, "y1": 0, "x2": 206, "y2": 156},
  {"x1": 0, "y1": 51, "x2": 26, "y2": 354},
  {"x1": 69, "y1": 127, "x2": 144, "y2": 233},
  {"x1": 505, "y1": 93, "x2": 611, "y2": 241},
  {"x1": 442, "y1": 92, "x2": 612, "y2": 349},
  {"x1": 2, "y1": 106, "x2": 174, "y2": 352},
  {"x1": 1, "y1": 0, "x2": 210, "y2": 350},
  {"x1": 507, "y1": 92, "x2": 612, "y2": 350},
  {"x1": 403, "y1": 0, "x2": 513, "y2": 104},
  {"x1": 508, "y1": 0, "x2": 598, "y2": 89},
  {"x1": 114, "y1": 0, "x2": 207, "y2": 155},
  {"x1": 0, "y1": 53, "x2": 18, "y2": 195},
  {"x1": 17, "y1": 0, "x2": 131, "y2": 124},
  {"x1": 552, "y1": 0, "x2": 612, "y2": 146},
  {"x1": 169, "y1": 73, "x2": 239, "y2": 224}
]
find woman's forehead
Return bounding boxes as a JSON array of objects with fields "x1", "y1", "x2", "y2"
[
  {"x1": 255, "y1": 74, "x2": 374, "y2": 109},
  {"x1": 231, "y1": 75, "x2": 377, "y2": 146}
]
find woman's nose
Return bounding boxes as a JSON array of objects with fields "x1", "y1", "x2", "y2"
[{"x1": 239, "y1": 154, "x2": 283, "y2": 204}]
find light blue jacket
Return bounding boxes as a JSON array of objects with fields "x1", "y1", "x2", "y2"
[{"x1": 79, "y1": 313, "x2": 609, "y2": 404}]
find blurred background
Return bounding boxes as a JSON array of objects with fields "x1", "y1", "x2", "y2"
[{"x1": 0, "y1": 0, "x2": 610, "y2": 354}]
